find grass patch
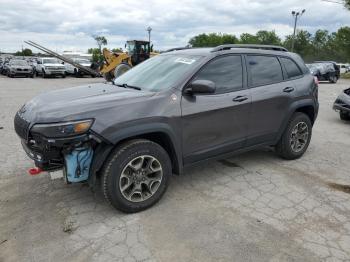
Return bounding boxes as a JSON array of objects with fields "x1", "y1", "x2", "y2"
[{"x1": 341, "y1": 73, "x2": 350, "y2": 79}]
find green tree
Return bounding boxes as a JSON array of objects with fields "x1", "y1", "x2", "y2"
[
  {"x1": 284, "y1": 30, "x2": 313, "y2": 61},
  {"x1": 88, "y1": 48, "x2": 102, "y2": 63},
  {"x1": 112, "y1": 48, "x2": 123, "y2": 53},
  {"x1": 335, "y1": 26, "x2": 350, "y2": 60},
  {"x1": 345, "y1": 0, "x2": 350, "y2": 10},
  {"x1": 22, "y1": 48, "x2": 32, "y2": 56},
  {"x1": 93, "y1": 35, "x2": 107, "y2": 54},
  {"x1": 255, "y1": 30, "x2": 282, "y2": 45},
  {"x1": 239, "y1": 33, "x2": 258, "y2": 44},
  {"x1": 189, "y1": 33, "x2": 238, "y2": 47}
]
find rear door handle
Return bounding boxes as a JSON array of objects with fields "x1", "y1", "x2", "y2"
[
  {"x1": 283, "y1": 86, "x2": 295, "y2": 93},
  {"x1": 232, "y1": 95, "x2": 248, "y2": 102}
]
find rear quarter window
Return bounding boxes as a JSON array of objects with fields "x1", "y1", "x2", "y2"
[{"x1": 280, "y1": 57, "x2": 303, "y2": 79}]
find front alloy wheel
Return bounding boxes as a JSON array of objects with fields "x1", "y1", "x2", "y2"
[
  {"x1": 119, "y1": 155, "x2": 163, "y2": 202},
  {"x1": 102, "y1": 139, "x2": 171, "y2": 213}
]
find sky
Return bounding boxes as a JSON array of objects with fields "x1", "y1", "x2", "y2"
[{"x1": 0, "y1": 0, "x2": 349, "y2": 53}]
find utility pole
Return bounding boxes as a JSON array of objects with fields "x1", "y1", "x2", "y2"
[
  {"x1": 146, "y1": 26, "x2": 152, "y2": 52},
  {"x1": 291, "y1": 9, "x2": 305, "y2": 52}
]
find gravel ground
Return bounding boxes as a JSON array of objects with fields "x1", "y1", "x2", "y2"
[{"x1": 0, "y1": 75, "x2": 350, "y2": 262}]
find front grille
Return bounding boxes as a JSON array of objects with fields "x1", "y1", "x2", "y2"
[{"x1": 14, "y1": 113, "x2": 30, "y2": 140}]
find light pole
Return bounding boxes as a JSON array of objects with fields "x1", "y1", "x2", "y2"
[
  {"x1": 291, "y1": 9, "x2": 305, "y2": 52},
  {"x1": 146, "y1": 26, "x2": 152, "y2": 44}
]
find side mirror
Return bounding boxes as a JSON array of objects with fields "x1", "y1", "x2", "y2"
[{"x1": 185, "y1": 80, "x2": 216, "y2": 95}]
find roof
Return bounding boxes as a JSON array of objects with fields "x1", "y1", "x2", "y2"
[{"x1": 162, "y1": 46, "x2": 292, "y2": 57}]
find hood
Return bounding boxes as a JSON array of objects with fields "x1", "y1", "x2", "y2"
[
  {"x1": 80, "y1": 63, "x2": 91, "y2": 67},
  {"x1": 20, "y1": 83, "x2": 155, "y2": 123}
]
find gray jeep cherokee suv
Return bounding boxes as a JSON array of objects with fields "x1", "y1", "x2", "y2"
[{"x1": 14, "y1": 44, "x2": 319, "y2": 212}]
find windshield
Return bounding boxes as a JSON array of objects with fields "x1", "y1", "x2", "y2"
[
  {"x1": 10, "y1": 60, "x2": 28, "y2": 66},
  {"x1": 43, "y1": 58, "x2": 59, "y2": 64},
  {"x1": 114, "y1": 54, "x2": 204, "y2": 91},
  {"x1": 127, "y1": 42, "x2": 135, "y2": 54}
]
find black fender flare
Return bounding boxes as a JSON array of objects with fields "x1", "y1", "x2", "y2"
[
  {"x1": 275, "y1": 99, "x2": 317, "y2": 144},
  {"x1": 89, "y1": 123, "x2": 183, "y2": 187}
]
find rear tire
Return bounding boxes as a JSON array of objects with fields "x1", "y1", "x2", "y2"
[
  {"x1": 329, "y1": 75, "x2": 338, "y2": 83},
  {"x1": 276, "y1": 112, "x2": 312, "y2": 160},
  {"x1": 340, "y1": 111, "x2": 350, "y2": 121},
  {"x1": 102, "y1": 139, "x2": 171, "y2": 213}
]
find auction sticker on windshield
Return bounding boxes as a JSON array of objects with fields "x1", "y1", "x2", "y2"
[{"x1": 174, "y1": 57, "x2": 196, "y2": 64}]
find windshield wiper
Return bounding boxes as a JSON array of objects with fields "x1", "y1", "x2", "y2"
[{"x1": 116, "y1": 83, "x2": 141, "y2": 90}]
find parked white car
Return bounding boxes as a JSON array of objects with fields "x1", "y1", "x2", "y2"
[
  {"x1": 337, "y1": 63, "x2": 350, "y2": 74},
  {"x1": 35, "y1": 57, "x2": 66, "y2": 78},
  {"x1": 64, "y1": 58, "x2": 93, "y2": 77}
]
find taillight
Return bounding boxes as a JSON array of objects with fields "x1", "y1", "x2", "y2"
[{"x1": 314, "y1": 76, "x2": 319, "y2": 86}]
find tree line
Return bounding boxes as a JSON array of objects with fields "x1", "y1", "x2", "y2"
[{"x1": 188, "y1": 27, "x2": 350, "y2": 63}]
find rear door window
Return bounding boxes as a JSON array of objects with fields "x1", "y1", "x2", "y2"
[
  {"x1": 247, "y1": 55, "x2": 283, "y2": 87},
  {"x1": 280, "y1": 57, "x2": 303, "y2": 79}
]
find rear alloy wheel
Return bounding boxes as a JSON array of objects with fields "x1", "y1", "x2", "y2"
[
  {"x1": 340, "y1": 111, "x2": 350, "y2": 121},
  {"x1": 102, "y1": 139, "x2": 171, "y2": 213},
  {"x1": 276, "y1": 112, "x2": 312, "y2": 160}
]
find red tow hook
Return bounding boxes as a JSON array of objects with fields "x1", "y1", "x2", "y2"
[{"x1": 28, "y1": 167, "x2": 42, "y2": 176}]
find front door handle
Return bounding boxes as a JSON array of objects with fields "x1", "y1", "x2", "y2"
[
  {"x1": 232, "y1": 95, "x2": 248, "y2": 102},
  {"x1": 283, "y1": 86, "x2": 295, "y2": 93}
]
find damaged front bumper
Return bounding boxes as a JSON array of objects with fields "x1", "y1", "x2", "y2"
[
  {"x1": 14, "y1": 114, "x2": 104, "y2": 183},
  {"x1": 333, "y1": 88, "x2": 350, "y2": 113}
]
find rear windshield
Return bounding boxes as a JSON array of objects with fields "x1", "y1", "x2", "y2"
[{"x1": 43, "y1": 58, "x2": 59, "y2": 64}]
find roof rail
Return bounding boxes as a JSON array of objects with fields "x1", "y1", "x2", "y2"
[
  {"x1": 162, "y1": 47, "x2": 192, "y2": 53},
  {"x1": 211, "y1": 44, "x2": 288, "y2": 52}
]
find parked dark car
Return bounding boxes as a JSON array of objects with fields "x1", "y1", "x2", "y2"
[
  {"x1": 313, "y1": 61, "x2": 340, "y2": 83},
  {"x1": 6, "y1": 59, "x2": 34, "y2": 78},
  {"x1": 14, "y1": 44, "x2": 319, "y2": 212},
  {"x1": 1, "y1": 61, "x2": 10, "y2": 75},
  {"x1": 333, "y1": 88, "x2": 350, "y2": 120}
]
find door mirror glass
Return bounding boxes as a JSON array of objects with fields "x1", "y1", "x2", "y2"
[{"x1": 186, "y1": 80, "x2": 216, "y2": 94}]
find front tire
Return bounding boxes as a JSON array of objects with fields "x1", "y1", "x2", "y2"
[
  {"x1": 102, "y1": 139, "x2": 171, "y2": 213},
  {"x1": 276, "y1": 112, "x2": 312, "y2": 160}
]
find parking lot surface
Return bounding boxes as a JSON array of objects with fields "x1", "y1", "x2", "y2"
[{"x1": 0, "y1": 75, "x2": 350, "y2": 262}]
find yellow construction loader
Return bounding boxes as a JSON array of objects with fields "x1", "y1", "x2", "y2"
[
  {"x1": 100, "y1": 40, "x2": 158, "y2": 81},
  {"x1": 25, "y1": 40, "x2": 157, "y2": 81}
]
